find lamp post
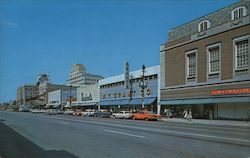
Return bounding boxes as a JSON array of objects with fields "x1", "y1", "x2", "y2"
[
  {"x1": 139, "y1": 65, "x2": 147, "y2": 109},
  {"x1": 69, "y1": 85, "x2": 72, "y2": 108}
]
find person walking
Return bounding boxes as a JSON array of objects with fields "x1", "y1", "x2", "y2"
[
  {"x1": 187, "y1": 110, "x2": 192, "y2": 122},
  {"x1": 183, "y1": 109, "x2": 188, "y2": 119},
  {"x1": 209, "y1": 110, "x2": 213, "y2": 120}
]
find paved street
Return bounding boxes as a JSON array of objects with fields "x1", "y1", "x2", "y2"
[{"x1": 0, "y1": 111, "x2": 250, "y2": 158}]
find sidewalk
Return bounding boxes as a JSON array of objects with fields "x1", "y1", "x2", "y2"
[{"x1": 161, "y1": 118, "x2": 250, "y2": 128}]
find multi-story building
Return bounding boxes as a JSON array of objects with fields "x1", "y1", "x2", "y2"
[
  {"x1": 37, "y1": 74, "x2": 76, "y2": 106},
  {"x1": 71, "y1": 83, "x2": 100, "y2": 109},
  {"x1": 67, "y1": 64, "x2": 103, "y2": 86},
  {"x1": 16, "y1": 85, "x2": 37, "y2": 105},
  {"x1": 99, "y1": 65, "x2": 160, "y2": 114},
  {"x1": 160, "y1": 1, "x2": 250, "y2": 120},
  {"x1": 47, "y1": 88, "x2": 77, "y2": 109}
]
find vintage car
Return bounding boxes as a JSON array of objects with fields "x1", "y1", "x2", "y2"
[
  {"x1": 73, "y1": 110, "x2": 83, "y2": 116},
  {"x1": 64, "y1": 109, "x2": 74, "y2": 115},
  {"x1": 94, "y1": 110, "x2": 112, "y2": 118},
  {"x1": 82, "y1": 109, "x2": 95, "y2": 117},
  {"x1": 132, "y1": 111, "x2": 162, "y2": 121},
  {"x1": 112, "y1": 111, "x2": 132, "y2": 119}
]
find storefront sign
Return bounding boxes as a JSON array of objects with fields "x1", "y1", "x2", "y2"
[{"x1": 211, "y1": 88, "x2": 250, "y2": 96}]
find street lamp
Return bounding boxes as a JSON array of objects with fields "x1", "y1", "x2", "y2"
[
  {"x1": 69, "y1": 85, "x2": 72, "y2": 108},
  {"x1": 139, "y1": 64, "x2": 147, "y2": 109}
]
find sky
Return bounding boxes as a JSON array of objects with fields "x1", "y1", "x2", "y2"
[{"x1": 0, "y1": 0, "x2": 239, "y2": 102}]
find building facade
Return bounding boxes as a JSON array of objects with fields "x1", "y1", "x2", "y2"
[
  {"x1": 47, "y1": 89, "x2": 77, "y2": 109},
  {"x1": 99, "y1": 65, "x2": 160, "y2": 114},
  {"x1": 71, "y1": 83, "x2": 100, "y2": 109},
  {"x1": 16, "y1": 85, "x2": 37, "y2": 106},
  {"x1": 67, "y1": 64, "x2": 103, "y2": 86},
  {"x1": 36, "y1": 74, "x2": 77, "y2": 106},
  {"x1": 160, "y1": 1, "x2": 250, "y2": 120}
]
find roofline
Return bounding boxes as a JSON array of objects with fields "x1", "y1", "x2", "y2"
[{"x1": 169, "y1": 0, "x2": 242, "y2": 32}]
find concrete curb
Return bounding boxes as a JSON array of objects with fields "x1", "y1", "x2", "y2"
[{"x1": 159, "y1": 118, "x2": 250, "y2": 129}]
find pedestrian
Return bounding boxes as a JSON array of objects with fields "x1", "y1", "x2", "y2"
[
  {"x1": 187, "y1": 110, "x2": 192, "y2": 122},
  {"x1": 183, "y1": 109, "x2": 188, "y2": 119},
  {"x1": 209, "y1": 110, "x2": 213, "y2": 120},
  {"x1": 164, "y1": 108, "x2": 167, "y2": 118}
]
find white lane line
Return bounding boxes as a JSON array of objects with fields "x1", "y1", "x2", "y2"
[{"x1": 104, "y1": 129, "x2": 146, "y2": 139}]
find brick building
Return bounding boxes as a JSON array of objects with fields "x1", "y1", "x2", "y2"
[{"x1": 160, "y1": 1, "x2": 250, "y2": 120}]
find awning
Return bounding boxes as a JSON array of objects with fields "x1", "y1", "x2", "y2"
[
  {"x1": 211, "y1": 96, "x2": 250, "y2": 103},
  {"x1": 110, "y1": 99, "x2": 130, "y2": 105},
  {"x1": 129, "y1": 97, "x2": 156, "y2": 105},
  {"x1": 98, "y1": 100, "x2": 113, "y2": 106},
  {"x1": 159, "y1": 96, "x2": 250, "y2": 105},
  {"x1": 72, "y1": 102, "x2": 97, "y2": 107}
]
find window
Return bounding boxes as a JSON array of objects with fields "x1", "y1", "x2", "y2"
[
  {"x1": 231, "y1": 6, "x2": 247, "y2": 20},
  {"x1": 186, "y1": 50, "x2": 197, "y2": 80},
  {"x1": 234, "y1": 37, "x2": 249, "y2": 71},
  {"x1": 207, "y1": 44, "x2": 221, "y2": 76},
  {"x1": 198, "y1": 20, "x2": 211, "y2": 32}
]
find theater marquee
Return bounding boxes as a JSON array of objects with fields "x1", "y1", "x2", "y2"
[{"x1": 211, "y1": 88, "x2": 250, "y2": 96}]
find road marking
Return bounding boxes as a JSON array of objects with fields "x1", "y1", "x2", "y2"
[{"x1": 104, "y1": 129, "x2": 146, "y2": 139}]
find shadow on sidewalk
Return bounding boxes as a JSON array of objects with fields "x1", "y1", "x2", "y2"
[{"x1": 0, "y1": 121, "x2": 78, "y2": 158}]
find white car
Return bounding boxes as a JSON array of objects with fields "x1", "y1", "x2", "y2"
[
  {"x1": 64, "y1": 109, "x2": 74, "y2": 115},
  {"x1": 82, "y1": 109, "x2": 95, "y2": 117},
  {"x1": 46, "y1": 109, "x2": 57, "y2": 115},
  {"x1": 112, "y1": 111, "x2": 132, "y2": 119}
]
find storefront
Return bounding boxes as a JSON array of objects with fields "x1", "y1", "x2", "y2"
[
  {"x1": 160, "y1": 88, "x2": 250, "y2": 120},
  {"x1": 99, "y1": 65, "x2": 160, "y2": 113},
  {"x1": 71, "y1": 83, "x2": 100, "y2": 110}
]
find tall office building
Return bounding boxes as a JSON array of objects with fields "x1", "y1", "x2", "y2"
[{"x1": 67, "y1": 64, "x2": 103, "y2": 86}]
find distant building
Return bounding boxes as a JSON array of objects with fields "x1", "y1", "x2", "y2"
[
  {"x1": 71, "y1": 83, "x2": 100, "y2": 109},
  {"x1": 99, "y1": 65, "x2": 160, "y2": 113},
  {"x1": 47, "y1": 88, "x2": 77, "y2": 109},
  {"x1": 67, "y1": 64, "x2": 103, "y2": 86},
  {"x1": 16, "y1": 85, "x2": 37, "y2": 106},
  {"x1": 36, "y1": 74, "x2": 77, "y2": 106},
  {"x1": 160, "y1": 1, "x2": 250, "y2": 120}
]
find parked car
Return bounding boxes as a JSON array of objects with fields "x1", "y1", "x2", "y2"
[
  {"x1": 73, "y1": 110, "x2": 83, "y2": 116},
  {"x1": 19, "y1": 105, "x2": 30, "y2": 112},
  {"x1": 64, "y1": 109, "x2": 74, "y2": 115},
  {"x1": 112, "y1": 111, "x2": 132, "y2": 119},
  {"x1": 94, "y1": 110, "x2": 112, "y2": 118},
  {"x1": 132, "y1": 111, "x2": 162, "y2": 121},
  {"x1": 82, "y1": 109, "x2": 95, "y2": 117},
  {"x1": 46, "y1": 109, "x2": 57, "y2": 115}
]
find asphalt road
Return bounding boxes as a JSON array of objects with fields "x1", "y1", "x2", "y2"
[{"x1": 0, "y1": 111, "x2": 250, "y2": 158}]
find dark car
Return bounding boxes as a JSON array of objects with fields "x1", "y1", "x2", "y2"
[{"x1": 94, "y1": 110, "x2": 112, "y2": 118}]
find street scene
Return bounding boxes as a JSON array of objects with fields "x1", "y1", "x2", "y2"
[
  {"x1": 0, "y1": 111, "x2": 250, "y2": 158},
  {"x1": 0, "y1": 0, "x2": 250, "y2": 158}
]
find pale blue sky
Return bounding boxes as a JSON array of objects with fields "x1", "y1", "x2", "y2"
[{"x1": 0, "y1": 0, "x2": 239, "y2": 102}]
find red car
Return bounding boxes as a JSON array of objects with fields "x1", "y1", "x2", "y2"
[{"x1": 132, "y1": 111, "x2": 162, "y2": 121}]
